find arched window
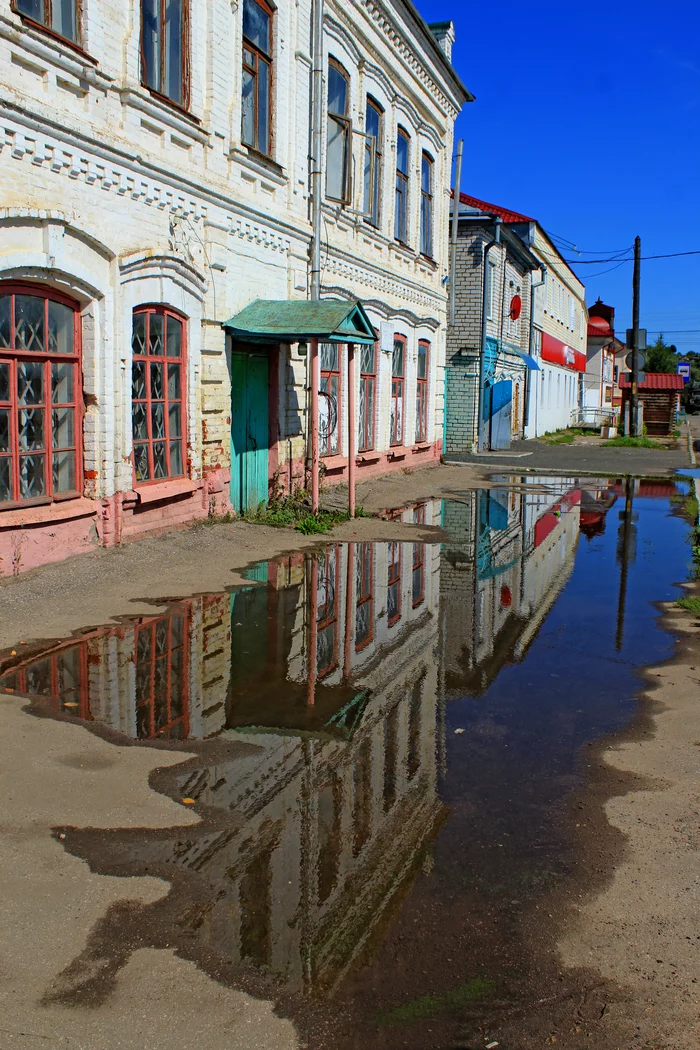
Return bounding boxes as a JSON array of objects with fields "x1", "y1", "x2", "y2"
[
  {"x1": 131, "y1": 306, "x2": 186, "y2": 484},
  {"x1": 0, "y1": 283, "x2": 82, "y2": 507},
  {"x1": 363, "y1": 97, "x2": 383, "y2": 226},
  {"x1": 415, "y1": 340, "x2": 429, "y2": 442}
]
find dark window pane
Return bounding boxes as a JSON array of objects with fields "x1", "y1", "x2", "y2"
[
  {"x1": 366, "y1": 101, "x2": 380, "y2": 140},
  {"x1": 134, "y1": 443, "x2": 150, "y2": 482},
  {"x1": 53, "y1": 450, "x2": 76, "y2": 493},
  {"x1": 19, "y1": 454, "x2": 46, "y2": 499},
  {"x1": 16, "y1": 0, "x2": 44, "y2": 22},
  {"x1": 168, "y1": 401, "x2": 182, "y2": 437},
  {"x1": 151, "y1": 401, "x2": 165, "y2": 440},
  {"x1": 421, "y1": 194, "x2": 432, "y2": 256},
  {"x1": 52, "y1": 406, "x2": 74, "y2": 449},
  {"x1": 421, "y1": 155, "x2": 431, "y2": 192},
  {"x1": 417, "y1": 344, "x2": 428, "y2": 380},
  {"x1": 169, "y1": 440, "x2": 183, "y2": 476},
  {"x1": 392, "y1": 340, "x2": 404, "y2": 377},
  {"x1": 149, "y1": 313, "x2": 164, "y2": 355},
  {"x1": 0, "y1": 409, "x2": 9, "y2": 452},
  {"x1": 0, "y1": 457, "x2": 11, "y2": 503},
  {"x1": 0, "y1": 296, "x2": 11, "y2": 349},
  {"x1": 397, "y1": 132, "x2": 409, "y2": 175},
  {"x1": 132, "y1": 360, "x2": 147, "y2": 400},
  {"x1": 257, "y1": 58, "x2": 270, "y2": 155},
  {"x1": 167, "y1": 363, "x2": 181, "y2": 399},
  {"x1": 132, "y1": 401, "x2": 148, "y2": 441},
  {"x1": 360, "y1": 345, "x2": 374, "y2": 374},
  {"x1": 153, "y1": 441, "x2": 167, "y2": 478},
  {"x1": 18, "y1": 408, "x2": 44, "y2": 451},
  {"x1": 150, "y1": 361, "x2": 164, "y2": 399},
  {"x1": 15, "y1": 296, "x2": 45, "y2": 352},
  {"x1": 26, "y1": 658, "x2": 52, "y2": 695},
  {"x1": 0, "y1": 362, "x2": 9, "y2": 402},
  {"x1": 327, "y1": 64, "x2": 347, "y2": 116},
  {"x1": 16, "y1": 360, "x2": 44, "y2": 405},
  {"x1": 166, "y1": 315, "x2": 182, "y2": 357},
  {"x1": 395, "y1": 179, "x2": 406, "y2": 241},
  {"x1": 52, "y1": 0, "x2": 77, "y2": 41},
  {"x1": 164, "y1": 0, "x2": 184, "y2": 105},
  {"x1": 48, "y1": 301, "x2": 74, "y2": 354},
  {"x1": 241, "y1": 67, "x2": 255, "y2": 146},
  {"x1": 52, "y1": 362, "x2": 74, "y2": 404},
  {"x1": 132, "y1": 312, "x2": 147, "y2": 356},
  {"x1": 326, "y1": 117, "x2": 347, "y2": 199},
  {"x1": 243, "y1": 0, "x2": 270, "y2": 54}
]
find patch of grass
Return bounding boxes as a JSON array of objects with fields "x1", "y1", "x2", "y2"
[
  {"x1": 545, "y1": 432, "x2": 576, "y2": 444},
  {"x1": 601, "y1": 435, "x2": 663, "y2": 449},
  {"x1": 376, "y1": 976, "x2": 496, "y2": 1027},
  {"x1": 295, "y1": 509, "x2": 348, "y2": 534},
  {"x1": 676, "y1": 595, "x2": 700, "y2": 616}
]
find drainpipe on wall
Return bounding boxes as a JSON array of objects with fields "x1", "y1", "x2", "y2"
[
  {"x1": 526, "y1": 267, "x2": 546, "y2": 437},
  {"x1": 308, "y1": 0, "x2": 324, "y2": 510},
  {"x1": 476, "y1": 218, "x2": 502, "y2": 452}
]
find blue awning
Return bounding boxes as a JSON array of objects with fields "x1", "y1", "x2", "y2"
[{"x1": 513, "y1": 349, "x2": 540, "y2": 370}]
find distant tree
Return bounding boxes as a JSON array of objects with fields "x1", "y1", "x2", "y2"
[{"x1": 645, "y1": 334, "x2": 679, "y2": 373}]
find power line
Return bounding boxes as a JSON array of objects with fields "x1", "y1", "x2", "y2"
[{"x1": 567, "y1": 249, "x2": 700, "y2": 264}]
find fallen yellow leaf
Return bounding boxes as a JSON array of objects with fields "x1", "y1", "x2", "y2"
[{"x1": 181, "y1": 797, "x2": 196, "y2": 805}]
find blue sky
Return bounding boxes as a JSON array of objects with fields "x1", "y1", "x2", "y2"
[{"x1": 418, "y1": 0, "x2": 700, "y2": 352}]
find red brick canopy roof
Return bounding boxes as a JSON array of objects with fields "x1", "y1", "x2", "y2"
[
  {"x1": 458, "y1": 192, "x2": 534, "y2": 224},
  {"x1": 619, "y1": 373, "x2": 684, "y2": 390}
]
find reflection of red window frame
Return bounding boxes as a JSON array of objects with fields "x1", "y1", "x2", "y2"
[
  {"x1": 412, "y1": 542, "x2": 425, "y2": 608},
  {"x1": 358, "y1": 342, "x2": 377, "y2": 453},
  {"x1": 0, "y1": 281, "x2": 84, "y2": 509},
  {"x1": 355, "y1": 541, "x2": 374, "y2": 651},
  {"x1": 133, "y1": 610, "x2": 190, "y2": 740},
  {"x1": 387, "y1": 541, "x2": 401, "y2": 626},
  {"x1": 390, "y1": 335, "x2": 405, "y2": 447},
  {"x1": 2, "y1": 639, "x2": 90, "y2": 718},
  {"x1": 415, "y1": 340, "x2": 429, "y2": 443},
  {"x1": 317, "y1": 546, "x2": 340, "y2": 677}
]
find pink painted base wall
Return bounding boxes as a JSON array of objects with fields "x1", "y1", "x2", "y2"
[{"x1": 0, "y1": 513, "x2": 99, "y2": 576}]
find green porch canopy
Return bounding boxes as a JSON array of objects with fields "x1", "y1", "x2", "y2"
[{"x1": 222, "y1": 298, "x2": 376, "y2": 345}]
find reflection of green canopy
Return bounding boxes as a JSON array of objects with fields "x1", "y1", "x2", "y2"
[{"x1": 223, "y1": 299, "x2": 376, "y2": 345}]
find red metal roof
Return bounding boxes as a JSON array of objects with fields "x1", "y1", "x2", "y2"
[
  {"x1": 458, "y1": 192, "x2": 534, "y2": 224},
  {"x1": 619, "y1": 373, "x2": 684, "y2": 390}
]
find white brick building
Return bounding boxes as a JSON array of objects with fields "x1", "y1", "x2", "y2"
[{"x1": 0, "y1": 0, "x2": 469, "y2": 574}]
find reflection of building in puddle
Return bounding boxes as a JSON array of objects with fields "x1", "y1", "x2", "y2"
[
  {"x1": 0, "y1": 537, "x2": 445, "y2": 995},
  {"x1": 440, "y1": 479, "x2": 581, "y2": 693}
]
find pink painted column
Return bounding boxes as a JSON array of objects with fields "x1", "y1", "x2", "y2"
[
  {"x1": 347, "y1": 342, "x2": 356, "y2": 518},
  {"x1": 310, "y1": 338, "x2": 320, "y2": 513}
]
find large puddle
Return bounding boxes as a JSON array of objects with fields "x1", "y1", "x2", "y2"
[{"x1": 0, "y1": 477, "x2": 694, "y2": 1048}]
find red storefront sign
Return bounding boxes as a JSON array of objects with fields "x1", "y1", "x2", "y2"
[{"x1": 541, "y1": 332, "x2": 586, "y2": 372}]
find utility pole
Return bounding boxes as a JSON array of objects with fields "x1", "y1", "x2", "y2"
[{"x1": 630, "y1": 235, "x2": 641, "y2": 436}]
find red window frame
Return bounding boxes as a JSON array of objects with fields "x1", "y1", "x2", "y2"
[
  {"x1": 0, "y1": 639, "x2": 90, "y2": 718},
  {"x1": 133, "y1": 610, "x2": 190, "y2": 740},
  {"x1": 131, "y1": 305, "x2": 187, "y2": 486},
  {"x1": 415, "y1": 340, "x2": 429, "y2": 443},
  {"x1": 358, "y1": 341, "x2": 377, "y2": 453},
  {"x1": 390, "y1": 335, "x2": 405, "y2": 447},
  {"x1": 319, "y1": 342, "x2": 341, "y2": 457},
  {"x1": 316, "y1": 546, "x2": 340, "y2": 678},
  {"x1": 355, "y1": 541, "x2": 374, "y2": 651},
  {"x1": 387, "y1": 540, "x2": 401, "y2": 626},
  {"x1": 0, "y1": 282, "x2": 83, "y2": 509}
]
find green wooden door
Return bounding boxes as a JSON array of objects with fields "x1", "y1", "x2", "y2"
[{"x1": 231, "y1": 350, "x2": 269, "y2": 514}]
